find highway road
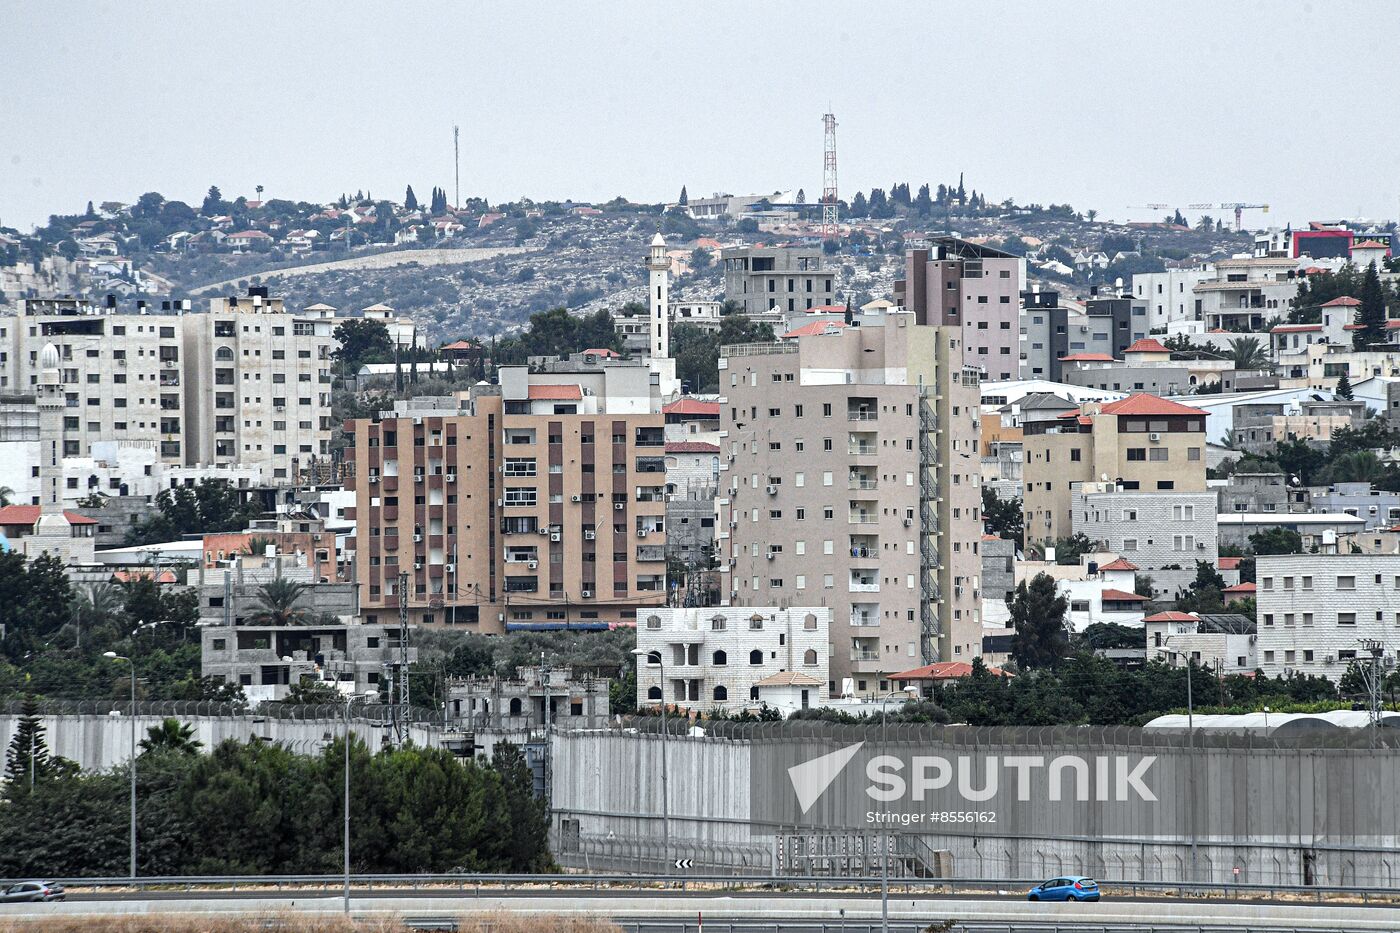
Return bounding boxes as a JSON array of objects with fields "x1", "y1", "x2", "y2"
[{"x1": 4, "y1": 891, "x2": 1399, "y2": 932}]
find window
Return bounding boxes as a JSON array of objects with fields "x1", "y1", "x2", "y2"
[
  {"x1": 1127, "y1": 448, "x2": 1146, "y2": 461},
  {"x1": 711, "y1": 615, "x2": 727, "y2": 631},
  {"x1": 804, "y1": 613, "x2": 818, "y2": 630},
  {"x1": 645, "y1": 614, "x2": 661, "y2": 630},
  {"x1": 712, "y1": 650, "x2": 727, "y2": 666},
  {"x1": 1338, "y1": 612, "x2": 1357, "y2": 626},
  {"x1": 713, "y1": 685, "x2": 728, "y2": 701},
  {"x1": 803, "y1": 649, "x2": 818, "y2": 666},
  {"x1": 1338, "y1": 576, "x2": 1356, "y2": 591},
  {"x1": 749, "y1": 649, "x2": 763, "y2": 665}
]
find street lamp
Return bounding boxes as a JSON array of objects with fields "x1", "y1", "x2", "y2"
[
  {"x1": 1162, "y1": 635, "x2": 1194, "y2": 729},
  {"x1": 342, "y1": 689, "x2": 378, "y2": 914},
  {"x1": 1161, "y1": 636, "x2": 1198, "y2": 882},
  {"x1": 631, "y1": 647, "x2": 670, "y2": 870},
  {"x1": 874, "y1": 684, "x2": 915, "y2": 933},
  {"x1": 103, "y1": 651, "x2": 136, "y2": 879}
]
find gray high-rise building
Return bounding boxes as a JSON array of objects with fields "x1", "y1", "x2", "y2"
[{"x1": 721, "y1": 246, "x2": 835, "y2": 317}]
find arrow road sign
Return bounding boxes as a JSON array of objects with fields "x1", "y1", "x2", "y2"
[{"x1": 673, "y1": 858, "x2": 693, "y2": 870}]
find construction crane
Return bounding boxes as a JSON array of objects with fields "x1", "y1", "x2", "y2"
[{"x1": 1188, "y1": 202, "x2": 1270, "y2": 232}]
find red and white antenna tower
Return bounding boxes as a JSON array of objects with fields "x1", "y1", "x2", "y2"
[{"x1": 821, "y1": 112, "x2": 839, "y2": 239}]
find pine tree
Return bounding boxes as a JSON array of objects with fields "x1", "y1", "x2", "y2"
[
  {"x1": 3, "y1": 696, "x2": 52, "y2": 795},
  {"x1": 1335, "y1": 370, "x2": 1354, "y2": 400},
  {"x1": 85, "y1": 200, "x2": 96, "y2": 218},
  {"x1": 957, "y1": 172, "x2": 966, "y2": 204},
  {"x1": 1354, "y1": 261, "x2": 1387, "y2": 349},
  {"x1": 404, "y1": 185, "x2": 418, "y2": 212},
  {"x1": 678, "y1": 186, "x2": 688, "y2": 206},
  {"x1": 1008, "y1": 573, "x2": 1069, "y2": 670}
]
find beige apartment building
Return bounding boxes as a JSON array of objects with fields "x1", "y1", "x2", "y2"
[
  {"x1": 0, "y1": 289, "x2": 338, "y2": 481},
  {"x1": 1022, "y1": 394, "x2": 1208, "y2": 550},
  {"x1": 345, "y1": 358, "x2": 668, "y2": 633},
  {"x1": 718, "y1": 310, "x2": 983, "y2": 697}
]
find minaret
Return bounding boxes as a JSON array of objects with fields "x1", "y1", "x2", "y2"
[
  {"x1": 647, "y1": 232, "x2": 670, "y2": 359},
  {"x1": 36, "y1": 343, "x2": 65, "y2": 516}
]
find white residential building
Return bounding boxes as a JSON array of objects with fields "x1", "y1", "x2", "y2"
[
  {"x1": 1255, "y1": 554, "x2": 1400, "y2": 682},
  {"x1": 1071, "y1": 486, "x2": 1218, "y2": 597},
  {"x1": 1145, "y1": 611, "x2": 1257, "y2": 674},
  {"x1": 634, "y1": 606, "x2": 831, "y2": 712},
  {"x1": 1132, "y1": 267, "x2": 1213, "y2": 330}
]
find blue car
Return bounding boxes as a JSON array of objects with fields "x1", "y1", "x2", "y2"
[{"x1": 1027, "y1": 876, "x2": 1100, "y2": 901}]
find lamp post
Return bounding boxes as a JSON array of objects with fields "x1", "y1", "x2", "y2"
[
  {"x1": 632, "y1": 647, "x2": 670, "y2": 870},
  {"x1": 1162, "y1": 636, "x2": 1197, "y2": 881},
  {"x1": 342, "y1": 690, "x2": 377, "y2": 914},
  {"x1": 1163, "y1": 635, "x2": 1194, "y2": 729},
  {"x1": 875, "y1": 684, "x2": 914, "y2": 933},
  {"x1": 102, "y1": 652, "x2": 136, "y2": 879}
]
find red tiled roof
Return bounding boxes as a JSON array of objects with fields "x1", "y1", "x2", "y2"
[
  {"x1": 1270, "y1": 324, "x2": 1322, "y2": 333},
  {"x1": 440, "y1": 339, "x2": 477, "y2": 351},
  {"x1": 803, "y1": 304, "x2": 847, "y2": 313},
  {"x1": 1100, "y1": 588, "x2": 1148, "y2": 602},
  {"x1": 581, "y1": 348, "x2": 620, "y2": 358},
  {"x1": 111, "y1": 569, "x2": 178, "y2": 584},
  {"x1": 1353, "y1": 240, "x2": 1389, "y2": 249},
  {"x1": 1096, "y1": 394, "x2": 1207, "y2": 418},
  {"x1": 1125, "y1": 338, "x2": 1170, "y2": 353},
  {"x1": 1143, "y1": 611, "x2": 1199, "y2": 623},
  {"x1": 527, "y1": 384, "x2": 582, "y2": 400},
  {"x1": 1303, "y1": 266, "x2": 1329, "y2": 275},
  {"x1": 0, "y1": 505, "x2": 98, "y2": 525},
  {"x1": 1058, "y1": 353, "x2": 1116, "y2": 362},
  {"x1": 226, "y1": 230, "x2": 272, "y2": 239},
  {"x1": 665, "y1": 441, "x2": 720, "y2": 454},
  {"x1": 782, "y1": 320, "x2": 849, "y2": 339},
  {"x1": 891, "y1": 661, "x2": 1011, "y2": 681},
  {"x1": 1322, "y1": 296, "x2": 1361, "y2": 307},
  {"x1": 1223, "y1": 582, "x2": 1257, "y2": 595},
  {"x1": 1217, "y1": 557, "x2": 1242, "y2": 570},
  {"x1": 663, "y1": 398, "x2": 720, "y2": 417},
  {"x1": 1098, "y1": 557, "x2": 1139, "y2": 572}
]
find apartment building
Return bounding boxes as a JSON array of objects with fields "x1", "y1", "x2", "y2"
[
  {"x1": 1131, "y1": 267, "x2": 1213, "y2": 331},
  {"x1": 1191, "y1": 257, "x2": 1298, "y2": 331},
  {"x1": 1216, "y1": 470, "x2": 1311, "y2": 516},
  {"x1": 1255, "y1": 553, "x2": 1400, "y2": 681},
  {"x1": 1146, "y1": 611, "x2": 1256, "y2": 674},
  {"x1": 345, "y1": 359, "x2": 668, "y2": 632},
  {"x1": 720, "y1": 246, "x2": 834, "y2": 317},
  {"x1": 1070, "y1": 485, "x2": 1218, "y2": 597},
  {"x1": 718, "y1": 311, "x2": 982, "y2": 696},
  {"x1": 894, "y1": 238, "x2": 1024, "y2": 381},
  {"x1": 634, "y1": 606, "x2": 831, "y2": 712},
  {"x1": 1022, "y1": 394, "x2": 1208, "y2": 549},
  {"x1": 1, "y1": 289, "x2": 339, "y2": 480},
  {"x1": 1230, "y1": 399, "x2": 1365, "y2": 455}
]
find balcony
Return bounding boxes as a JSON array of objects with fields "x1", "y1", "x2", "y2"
[
  {"x1": 634, "y1": 428, "x2": 665, "y2": 448},
  {"x1": 635, "y1": 457, "x2": 666, "y2": 474},
  {"x1": 850, "y1": 649, "x2": 881, "y2": 662},
  {"x1": 848, "y1": 511, "x2": 877, "y2": 524},
  {"x1": 850, "y1": 608, "x2": 880, "y2": 628},
  {"x1": 848, "y1": 475, "x2": 877, "y2": 491},
  {"x1": 848, "y1": 433, "x2": 877, "y2": 456},
  {"x1": 849, "y1": 577, "x2": 880, "y2": 593},
  {"x1": 636, "y1": 546, "x2": 666, "y2": 562}
]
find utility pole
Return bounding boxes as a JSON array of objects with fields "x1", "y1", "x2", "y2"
[
  {"x1": 395, "y1": 570, "x2": 410, "y2": 746},
  {"x1": 453, "y1": 125, "x2": 461, "y2": 210},
  {"x1": 821, "y1": 112, "x2": 839, "y2": 239},
  {"x1": 540, "y1": 651, "x2": 552, "y2": 800},
  {"x1": 1361, "y1": 638, "x2": 1385, "y2": 745}
]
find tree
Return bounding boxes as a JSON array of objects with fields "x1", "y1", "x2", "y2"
[
  {"x1": 981, "y1": 488, "x2": 1023, "y2": 545},
  {"x1": 914, "y1": 184, "x2": 932, "y2": 217},
  {"x1": 1335, "y1": 370, "x2": 1354, "y2": 400},
  {"x1": 1249, "y1": 527, "x2": 1304, "y2": 555},
  {"x1": 490, "y1": 743, "x2": 554, "y2": 872},
  {"x1": 201, "y1": 186, "x2": 229, "y2": 216},
  {"x1": 1353, "y1": 261, "x2": 1387, "y2": 349},
  {"x1": 0, "y1": 485, "x2": 12, "y2": 507},
  {"x1": 690, "y1": 247, "x2": 712, "y2": 271},
  {"x1": 1008, "y1": 573, "x2": 1069, "y2": 670},
  {"x1": 1227, "y1": 337, "x2": 1270, "y2": 371},
  {"x1": 140, "y1": 718, "x2": 202, "y2": 756},
  {"x1": 331, "y1": 319, "x2": 395, "y2": 374},
  {"x1": 404, "y1": 185, "x2": 418, "y2": 212},
  {"x1": 677, "y1": 186, "x2": 688, "y2": 206},
  {"x1": 850, "y1": 192, "x2": 868, "y2": 217},
  {"x1": 249, "y1": 577, "x2": 312, "y2": 626},
  {"x1": 1050, "y1": 533, "x2": 1095, "y2": 565},
  {"x1": 3, "y1": 696, "x2": 53, "y2": 795},
  {"x1": 68, "y1": 583, "x2": 125, "y2": 649}
]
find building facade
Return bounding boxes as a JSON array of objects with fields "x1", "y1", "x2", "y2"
[
  {"x1": 720, "y1": 246, "x2": 834, "y2": 317},
  {"x1": 718, "y1": 311, "x2": 982, "y2": 695},
  {"x1": 345, "y1": 360, "x2": 669, "y2": 632}
]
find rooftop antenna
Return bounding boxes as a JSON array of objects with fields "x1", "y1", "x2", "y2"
[
  {"x1": 821, "y1": 111, "x2": 839, "y2": 239},
  {"x1": 453, "y1": 125, "x2": 460, "y2": 210}
]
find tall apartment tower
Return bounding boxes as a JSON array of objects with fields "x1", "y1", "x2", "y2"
[
  {"x1": 647, "y1": 233, "x2": 670, "y2": 359},
  {"x1": 893, "y1": 238, "x2": 1024, "y2": 382},
  {"x1": 346, "y1": 358, "x2": 669, "y2": 631},
  {"x1": 719, "y1": 311, "x2": 983, "y2": 696}
]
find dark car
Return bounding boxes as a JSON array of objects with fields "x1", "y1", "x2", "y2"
[
  {"x1": 0, "y1": 882, "x2": 65, "y2": 903},
  {"x1": 1027, "y1": 876, "x2": 1099, "y2": 901}
]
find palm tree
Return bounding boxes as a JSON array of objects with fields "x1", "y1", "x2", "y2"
[
  {"x1": 0, "y1": 486, "x2": 12, "y2": 508},
  {"x1": 1227, "y1": 336, "x2": 1270, "y2": 372},
  {"x1": 139, "y1": 718, "x2": 202, "y2": 755},
  {"x1": 249, "y1": 576, "x2": 311, "y2": 625},
  {"x1": 244, "y1": 535, "x2": 277, "y2": 556},
  {"x1": 67, "y1": 583, "x2": 125, "y2": 649}
]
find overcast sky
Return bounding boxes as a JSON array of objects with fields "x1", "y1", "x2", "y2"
[{"x1": 3, "y1": 1, "x2": 1398, "y2": 232}]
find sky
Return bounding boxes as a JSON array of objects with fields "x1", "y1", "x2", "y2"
[{"x1": 3, "y1": 0, "x2": 1399, "y2": 233}]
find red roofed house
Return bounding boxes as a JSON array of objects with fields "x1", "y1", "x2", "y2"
[
  {"x1": 781, "y1": 320, "x2": 849, "y2": 340},
  {"x1": 1144, "y1": 610, "x2": 1257, "y2": 673},
  {"x1": 226, "y1": 229, "x2": 273, "y2": 253},
  {"x1": 1123, "y1": 337, "x2": 1171, "y2": 360},
  {"x1": 663, "y1": 397, "x2": 721, "y2": 443},
  {"x1": 1023, "y1": 394, "x2": 1208, "y2": 547},
  {"x1": 891, "y1": 660, "x2": 1012, "y2": 697},
  {"x1": 0, "y1": 505, "x2": 97, "y2": 563},
  {"x1": 1350, "y1": 240, "x2": 1390, "y2": 268}
]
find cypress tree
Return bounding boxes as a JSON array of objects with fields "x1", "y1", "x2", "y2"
[
  {"x1": 3, "y1": 696, "x2": 52, "y2": 795},
  {"x1": 678, "y1": 185, "x2": 688, "y2": 206},
  {"x1": 1335, "y1": 370, "x2": 1354, "y2": 400},
  {"x1": 404, "y1": 185, "x2": 418, "y2": 212},
  {"x1": 1354, "y1": 261, "x2": 1387, "y2": 349}
]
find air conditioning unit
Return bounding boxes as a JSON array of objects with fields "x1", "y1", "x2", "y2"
[
  {"x1": 766, "y1": 484, "x2": 778, "y2": 495},
  {"x1": 581, "y1": 589, "x2": 593, "y2": 598},
  {"x1": 954, "y1": 585, "x2": 964, "y2": 597},
  {"x1": 1149, "y1": 432, "x2": 1162, "y2": 442},
  {"x1": 446, "y1": 473, "x2": 456, "y2": 483},
  {"x1": 368, "y1": 475, "x2": 380, "y2": 484},
  {"x1": 413, "y1": 561, "x2": 423, "y2": 570},
  {"x1": 614, "y1": 502, "x2": 625, "y2": 510},
  {"x1": 584, "y1": 530, "x2": 596, "y2": 540},
  {"x1": 903, "y1": 518, "x2": 913, "y2": 528},
  {"x1": 637, "y1": 529, "x2": 648, "y2": 538},
  {"x1": 275, "y1": 405, "x2": 285, "y2": 412},
  {"x1": 413, "y1": 533, "x2": 423, "y2": 542},
  {"x1": 528, "y1": 560, "x2": 538, "y2": 570},
  {"x1": 1325, "y1": 653, "x2": 1336, "y2": 664},
  {"x1": 765, "y1": 550, "x2": 775, "y2": 560},
  {"x1": 571, "y1": 495, "x2": 581, "y2": 502},
  {"x1": 1196, "y1": 541, "x2": 1206, "y2": 549},
  {"x1": 550, "y1": 532, "x2": 562, "y2": 542},
  {"x1": 446, "y1": 564, "x2": 455, "y2": 573}
]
